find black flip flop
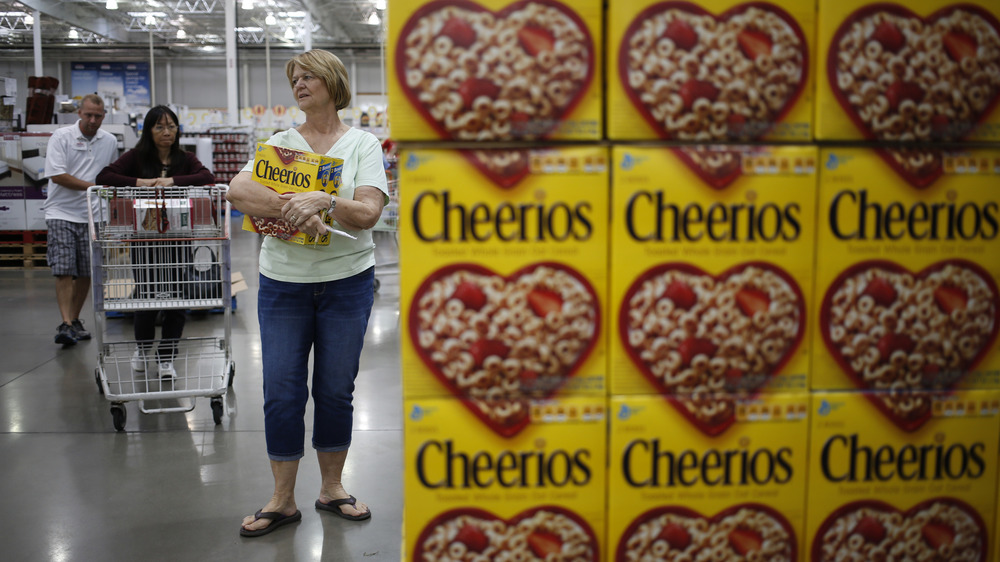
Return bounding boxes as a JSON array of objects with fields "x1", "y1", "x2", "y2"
[
  {"x1": 240, "y1": 509, "x2": 302, "y2": 537},
  {"x1": 315, "y1": 496, "x2": 372, "y2": 521}
]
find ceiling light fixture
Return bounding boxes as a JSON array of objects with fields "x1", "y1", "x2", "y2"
[
  {"x1": 284, "y1": 26, "x2": 295, "y2": 39},
  {"x1": 242, "y1": 0, "x2": 253, "y2": 9},
  {"x1": 24, "y1": 13, "x2": 33, "y2": 26},
  {"x1": 106, "y1": 0, "x2": 118, "y2": 9},
  {"x1": 177, "y1": 28, "x2": 186, "y2": 39},
  {"x1": 145, "y1": 14, "x2": 156, "y2": 25},
  {"x1": 68, "y1": 28, "x2": 79, "y2": 39},
  {"x1": 265, "y1": 13, "x2": 276, "y2": 26},
  {"x1": 374, "y1": 0, "x2": 386, "y2": 10},
  {"x1": 367, "y1": 12, "x2": 380, "y2": 25}
]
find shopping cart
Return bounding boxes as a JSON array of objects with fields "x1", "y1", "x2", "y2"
[
  {"x1": 372, "y1": 179, "x2": 399, "y2": 293},
  {"x1": 87, "y1": 185, "x2": 235, "y2": 431}
]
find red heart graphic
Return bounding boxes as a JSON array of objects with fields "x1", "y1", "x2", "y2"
[
  {"x1": 395, "y1": 0, "x2": 594, "y2": 143},
  {"x1": 671, "y1": 146, "x2": 745, "y2": 189},
  {"x1": 618, "y1": 1, "x2": 808, "y2": 142},
  {"x1": 828, "y1": 5, "x2": 1000, "y2": 185},
  {"x1": 617, "y1": 503, "x2": 796, "y2": 561},
  {"x1": 820, "y1": 259, "x2": 999, "y2": 430},
  {"x1": 619, "y1": 262, "x2": 805, "y2": 435},
  {"x1": 812, "y1": 498, "x2": 986, "y2": 561},
  {"x1": 460, "y1": 148, "x2": 531, "y2": 188},
  {"x1": 272, "y1": 146, "x2": 298, "y2": 166},
  {"x1": 414, "y1": 505, "x2": 598, "y2": 561},
  {"x1": 410, "y1": 262, "x2": 600, "y2": 437}
]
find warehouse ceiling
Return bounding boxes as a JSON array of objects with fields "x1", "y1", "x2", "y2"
[{"x1": 0, "y1": 0, "x2": 386, "y2": 54}]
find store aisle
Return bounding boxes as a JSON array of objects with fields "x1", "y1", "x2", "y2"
[{"x1": 0, "y1": 226, "x2": 403, "y2": 561}]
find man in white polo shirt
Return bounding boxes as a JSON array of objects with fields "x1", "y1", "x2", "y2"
[{"x1": 42, "y1": 93, "x2": 118, "y2": 346}]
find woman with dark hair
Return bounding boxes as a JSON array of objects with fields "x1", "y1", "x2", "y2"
[{"x1": 97, "y1": 105, "x2": 215, "y2": 379}]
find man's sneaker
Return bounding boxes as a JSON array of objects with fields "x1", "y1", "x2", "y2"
[
  {"x1": 55, "y1": 322, "x2": 78, "y2": 346},
  {"x1": 71, "y1": 319, "x2": 91, "y2": 340},
  {"x1": 159, "y1": 361, "x2": 177, "y2": 380},
  {"x1": 131, "y1": 349, "x2": 148, "y2": 372}
]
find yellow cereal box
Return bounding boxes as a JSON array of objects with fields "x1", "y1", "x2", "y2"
[
  {"x1": 606, "y1": 0, "x2": 816, "y2": 142},
  {"x1": 399, "y1": 147, "x2": 609, "y2": 436},
  {"x1": 386, "y1": 0, "x2": 603, "y2": 141},
  {"x1": 815, "y1": 0, "x2": 1000, "y2": 141},
  {"x1": 807, "y1": 390, "x2": 1000, "y2": 561},
  {"x1": 608, "y1": 393, "x2": 810, "y2": 561},
  {"x1": 403, "y1": 396, "x2": 607, "y2": 561},
  {"x1": 812, "y1": 148, "x2": 1000, "y2": 406},
  {"x1": 609, "y1": 145, "x2": 818, "y2": 425},
  {"x1": 241, "y1": 143, "x2": 343, "y2": 245}
]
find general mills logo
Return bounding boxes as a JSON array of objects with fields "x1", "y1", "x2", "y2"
[
  {"x1": 405, "y1": 152, "x2": 431, "y2": 171},
  {"x1": 617, "y1": 403, "x2": 644, "y2": 420},
  {"x1": 825, "y1": 153, "x2": 853, "y2": 171},
  {"x1": 620, "y1": 152, "x2": 647, "y2": 172},
  {"x1": 409, "y1": 404, "x2": 435, "y2": 421},
  {"x1": 818, "y1": 399, "x2": 843, "y2": 417}
]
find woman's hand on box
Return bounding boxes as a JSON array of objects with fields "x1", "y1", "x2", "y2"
[{"x1": 279, "y1": 191, "x2": 329, "y2": 227}]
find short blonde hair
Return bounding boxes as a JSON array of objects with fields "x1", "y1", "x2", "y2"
[
  {"x1": 286, "y1": 49, "x2": 351, "y2": 111},
  {"x1": 79, "y1": 93, "x2": 105, "y2": 111}
]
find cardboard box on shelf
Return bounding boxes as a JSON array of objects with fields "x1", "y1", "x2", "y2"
[
  {"x1": 815, "y1": 0, "x2": 1000, "y2": 141},
  {"x1": 403, "y1": 395, "x2": 607, "y2": 561},
  {"x1": 606, "y1": 0, "x2": 816, "y2": 141},
  {"x1": 399, "y1": 146, "x2": 610, "y2": 418},
  {"x1": 608, "y1": 145, "x2": 818, "y2": 425},
  {"x1": 806, "y1": 390, "x2": 1000, "y2": 561},
  {"x1": 241, "y1": 143, "x2": 343, "y2": 245},
  {"x1": 609, "y1": 393, "x2": 810, "y2": 561},
  {"x1": 812, "y1": 147, "x2": 1000, "y2": 400},
  {"x1": 387, "y1": 0, "x2": 603, "y2": 141}
]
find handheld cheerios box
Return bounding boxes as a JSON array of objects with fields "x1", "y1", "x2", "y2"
[
  {"x1": 606, "y1": 0, "x2": 816, "y2": 142},
  {"x1": 403, "y1": 396, "x2": 607, "y2": 561},
  {"x1": 241, "y1": 143, "x2": 343, "y2": 246},
  {"x1": 816, "y1": 0, "x2": 1000, "y2": 141},
  {"x1": 807, "y1": 390, "x2": 1000, "y2": 561},
  {"x1": 387, "y1": 0, "x2": 603, "y2": 141},
  {"x1": 400, "y1": 146, "x2": 609, "y2": 438},
  {"x1": 609, "y1": 145, "x2": 817, "y2": 430},
  {"x1": 608, "y1": 393, "x2": 810, "y2": 561},
  {"x1": 813, "y1": 148, "x2": 1000, "y2": 405}
]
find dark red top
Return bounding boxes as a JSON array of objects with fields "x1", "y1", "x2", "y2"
[{"x1": 97, "y1": 149, "x2": 215, "y2": 187}]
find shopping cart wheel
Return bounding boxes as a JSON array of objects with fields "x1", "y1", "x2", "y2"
[
  {"x1": 94, "y1": 368, "x2": 104, "y2": 395},
  {"x1": 374, "y1": 277, "x2": 381, "y2": 293},
  {"x1": 211, "y1": 398, "x2": 224, "y2": 425},
  {"x1": 227, "y1": 362, "x2": 236, "y2": 388},
  {"x1": 110, "y1": 404, "x2": 126, "y2": 432}
]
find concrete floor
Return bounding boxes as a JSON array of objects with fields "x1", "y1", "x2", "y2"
[{"x1": 0, "y1": 226, "x2": 403, "y2": 561}]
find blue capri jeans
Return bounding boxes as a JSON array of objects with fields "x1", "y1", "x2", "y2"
[{"x1": 258, "y1": 267, "x2": 374, "y2": 461}]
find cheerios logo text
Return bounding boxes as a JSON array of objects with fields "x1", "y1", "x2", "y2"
[
  {"x1": 411, "y1": 190, "x2": 594, "y2": 242},
  {"x1": 820, "y1": 433, "x2": 986, "y2": 482},
  {"x1": 624, "y1": 190, "x2": 801, "y2": 242},
  {"x1": 254, "y1": 159, "x2": 312, "y2": 189},
  {"x1": 828, "y1": 189, "x2": 999, "y2": 241},
  {"x1": 621, "y1": 439, "x2": 793, "y2": 487},
  {"x1": 415, "y1": 439, "x2": 591, "y2": 489}
]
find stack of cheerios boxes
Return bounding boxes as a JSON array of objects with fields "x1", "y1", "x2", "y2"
[
  {"x1": 389, "y1": 0, "x2": 1000, "y2": 559},
  {"x1": 389, "y1": 1, "x2": 612, "y2": 559}
]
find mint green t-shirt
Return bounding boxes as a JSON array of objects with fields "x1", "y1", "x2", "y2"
[{"x1": 242, "y1": 127, "x2": 389, "y2": 283}]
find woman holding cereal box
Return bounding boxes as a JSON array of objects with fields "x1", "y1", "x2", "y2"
[{"x1": 227, "y1": 49, "x2": 388, "y2": 537}]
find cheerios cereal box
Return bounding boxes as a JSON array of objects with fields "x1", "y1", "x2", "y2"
[
  {"x1": 807, "y1": 390, "x2": 1000, "y2": 561},
  {"x1": 606, "y1": 0, "x2": 816, "y2": 142},
  {"x1": 608, "y1": 393, "x2": 810, "y2": 561},
  {"x1": 241, "y1": 143, "x2": 343, "y2": 245},
  {"x1": 403, "y1": 396, "x2": 607, "y2": 561},
  {"x1": 387, "y1": 0, "x2": 603, "y2": 141},
  {"x1": 815, "y1": 0, "x2": 1000, "y2": 141},
  {"x1": 399, "y1": 146, "x2": 609, "y2": 437},
  {"x1": 813, "y1": 148, "x2": 1000, "y2": 405},
  {"x1": 609, "y1": 145, "x2": 818, "y2": 422}
]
